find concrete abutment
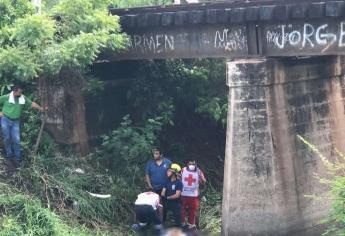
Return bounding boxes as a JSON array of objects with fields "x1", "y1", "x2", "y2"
[{"x1": 222, "y1": 56, "x2": 345, "y2": 236}]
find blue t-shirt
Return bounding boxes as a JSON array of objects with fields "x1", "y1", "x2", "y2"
[
  {"x1": 164, "y1": 179, "x2": 183, "y2": 203},
  {"x1": 145, "y1": 158, "x2": 171, "y2": 191}
]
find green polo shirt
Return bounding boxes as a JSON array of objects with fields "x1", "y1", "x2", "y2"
[{"x1": 0, "y1": 94, "x2": 32, "y2": 120}]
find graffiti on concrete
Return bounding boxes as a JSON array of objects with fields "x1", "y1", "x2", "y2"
[
  {"x1": 214, "y1": 28, "x2": 247, "y2": 52},
  {"x1": 263, "y1": 20, "x2": 345, "y2": 55},
  {"x1": 122, "y1": 25, "x2": 247, "y2": 59},
  {"x1": 132, "y1": 34, "x2": 175, "y2": 54}
]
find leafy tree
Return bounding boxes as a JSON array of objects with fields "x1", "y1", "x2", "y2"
[
  {"x1": 101, "y1": 115, "x2": 163, "y2": 177},
  {"x1": 0, "y1": 0, "x2": 128, "y2": 83},
  {"x1": 127, "y1": 59, "x2": 227, "y2": 125},
  {"x1": 0, "y1": 0, "x2": 34, "y2": 28},
  {"x1": 0, "y1": 0, "x2": 129, "y2": 153}
]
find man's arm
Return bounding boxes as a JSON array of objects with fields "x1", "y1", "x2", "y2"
[
  {"x1": 145, "y1": 162, "x2": 153, "y2": 190},
  {"x1": 198, "y1": 169, "x2": 206, "y2": 184},
  {"x1": 0, "y1": 95, "x2": 6, "y2": 105},
  {"x1": 167, "y1": 181, "x2": 182, "y2": 200},
  {"x1": 0, "y1": 95, "x2": 6, "y2": 117},
  {"x1": 145, "y1": 174, "x2": 153, "y2": 190},
  {"x1": 167, "y1": 190, "x2": 181, "y2": 200},
  {"x1": 161, "y1": 188, "x2": 166, "y2": 197},
  {"x1": 31, "y1": 102, "x2": 45, "y2": 112}
]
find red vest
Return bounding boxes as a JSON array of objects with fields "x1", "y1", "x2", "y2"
[{"x1": 181, "y1": 167, "x2": 200, "y2": 197}]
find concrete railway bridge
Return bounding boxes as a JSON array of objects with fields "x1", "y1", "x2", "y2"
[{"x1": 107, "y1": 1, "x2": 345, "y2": 235}]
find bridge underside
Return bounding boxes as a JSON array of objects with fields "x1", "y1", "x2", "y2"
[{"x1": 103, "y1": 1, "x2": 345, "y2": 235}]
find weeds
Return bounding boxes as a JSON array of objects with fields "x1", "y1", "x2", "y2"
[
  {"x1": 297, "y1": 135, "x2": 345, "y2": 236},
  {"x1": 0, "y1": 114, "x2": 222, "y2": 235},
  {"x1": 0, "y1": 182, "x2": 110, "y2": 236},
  {"x1": 199, "y1": 186, "x2": 222, "y2": 234}
]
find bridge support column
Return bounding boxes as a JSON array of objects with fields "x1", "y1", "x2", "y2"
[
  {"x1": 222, "y1": 57, "x2": 344, "y2": 236},
  {"x1": 222, "y1": 59, "x2": 281, "y2": 236}
]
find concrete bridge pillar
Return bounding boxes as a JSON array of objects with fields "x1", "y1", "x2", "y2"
[{"x1": 222, "y1": 57, "x2": 345, "y2": 236}]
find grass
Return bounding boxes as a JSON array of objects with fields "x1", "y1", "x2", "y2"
[
  {"x1": 0, "y1": 150, "x2": 222, "y2": 236},
  {"x1": 0, "y1": 153, "x2": 136, "y2": 236},
  {"x1": 0, "y1": 182, "x2": 112, "y2": 236}
]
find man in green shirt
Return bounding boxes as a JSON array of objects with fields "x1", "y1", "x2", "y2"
[{"x1": 0, "y1": 84, "x2": 44, "y2": 165}]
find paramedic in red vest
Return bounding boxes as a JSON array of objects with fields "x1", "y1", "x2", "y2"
[
  {"x1": 181, "y1": 160, "x2": 206, "y2": 229},
  {"x1": 133, "y1": 190, "x2": 163, "y2": 236}
]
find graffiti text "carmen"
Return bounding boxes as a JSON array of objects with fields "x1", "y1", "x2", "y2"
[{"x1": 132, "y1": 34, "x2": 174, "y2": 54}]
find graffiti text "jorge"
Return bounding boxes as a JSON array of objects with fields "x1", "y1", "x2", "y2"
[{"x1": 266, "y1": 22, "x2": 345, "y2": 51}]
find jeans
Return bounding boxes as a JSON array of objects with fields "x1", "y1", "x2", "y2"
[{"x1": 1, "y1": 116, "x2": 21, "y2": 161}]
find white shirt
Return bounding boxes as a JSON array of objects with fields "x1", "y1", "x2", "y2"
[{"x1": 135, "y1": 192, "x2": 160, "y2": 210}]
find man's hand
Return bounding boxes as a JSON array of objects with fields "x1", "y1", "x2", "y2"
[
  {"x1": 0, "y1": 112, "x2": 3, "y2": 117},
  {"x1": 40, "y1": 106, "x2": 48, "y2": 112},
  {"x1": 32, "y1": 102, "x2": 48, "y2": 112},
  {"x1": 38, "y1": 105, "x2": 48, "y2": 112}
]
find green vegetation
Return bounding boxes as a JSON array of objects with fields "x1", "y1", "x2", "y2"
[
  {"x1": 0, "y1": 0, "x2": 128, "y2": 84},
  {"x1": 297, "y1": 135, "x2": 345, "y2": 236},
  {"x1": 0, "y1": 0, "x2": 223, "y2": 235},
  {"x1": 0, "y1": 114, "x2": 222, "y2": 235},
  {"x1": 110, "y1": 0, "x2": 172, "y2": 8},
  {"x1": 0, "y1": 183, "x2": 105, "y2": 236},
  {"x1": 126, "y1": 59, "x2": 227, "y2": 126}
]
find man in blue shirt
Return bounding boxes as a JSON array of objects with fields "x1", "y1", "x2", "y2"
[
  {"x1": 145, "y1": 148, "x2": 172, "y2": 195},
  {"x1": 161, "y1": 163, "x2": 183, "y2": 227}
]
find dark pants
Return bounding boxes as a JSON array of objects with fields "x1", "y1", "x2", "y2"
[
  {"x1": 135, "y1": 205, "x2": 162, "y2": 236},
  {"x1": 165, "y1": 201, "x2": 181, "y2": 227},
  {"x1": 154, "y1": 188, "x2": 167, "y2": 221}
]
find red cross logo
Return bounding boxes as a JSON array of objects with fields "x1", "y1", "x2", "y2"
[{"x1": 184, "y1": 174, "x2": 196, "y2": 186}]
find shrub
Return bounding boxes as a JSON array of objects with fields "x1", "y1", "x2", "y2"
[{"x1": 297, "y1": 135, "x2": 345, "y2": 235}]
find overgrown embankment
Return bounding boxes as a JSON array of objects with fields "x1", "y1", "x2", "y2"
[{"x1": 0, "y1": 115, "x2": 222, "y2": 235}]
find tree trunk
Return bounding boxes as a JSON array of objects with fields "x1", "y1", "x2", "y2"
[{"x1": 39, "y1": 70, "x2": 89, "y2": 155}]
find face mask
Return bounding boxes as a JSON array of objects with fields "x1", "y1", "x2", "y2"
[{"x1": 188, "y1": 165, "x2": 196, "y2": 171}]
